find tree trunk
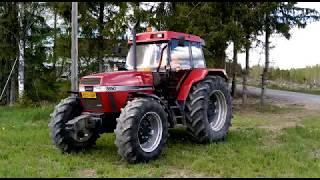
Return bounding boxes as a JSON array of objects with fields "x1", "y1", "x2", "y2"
[
  {"x1": 10, "y1": 75, "x2": 16, "y2": 106},
  {"x1": 6, "y1": 61, "x2": 11, "y2": 105},
  {"x1": 231, "y1": 41, "x2": 237, "y2": 97},
  {"x1": 17, "y1": 2, "x2": 24, "y2": 99},
  {"x1": 242, "y1": 35, "x2": 250, "y2": 105},
  {"x1": 261, "y1": 14, "x2": 270, "y2": 106},
  {"x1": 9, "y1": 60, "x2": 17, "y2": 106},
  {"x1": 6, "y1": 75, "x2": 10, "y2": 105},
  {"x1": 98, "y1": 2, "x2": 104, "y2": 72},
  {"x1": 215, "y1": 48, "x2": 226, "y2": 69}
]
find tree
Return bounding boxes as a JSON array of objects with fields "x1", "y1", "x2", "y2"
[
  {"x1": 239, "y1": 2, "x2": 263, "y2": 105},
  {"x1": 258, "y1": 2, "x2": 320, "y2": 105},
  {"x1": 0, "y1": 2, "x2": 19, "y2": 105},
  {"x1": 225, "y1": 3, "x2": 246, "y2": 98},
  {"x1": 78, "y1": 2, "x2": 128, "y2": 72}
]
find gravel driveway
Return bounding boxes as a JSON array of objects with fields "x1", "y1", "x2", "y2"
[{"x1": 236, "y1": 85, "x2": 320, "y2": 109}]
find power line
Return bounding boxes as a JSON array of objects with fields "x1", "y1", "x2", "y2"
[
  {"x1": 185, "y1": 2, "x2": 201, "y2": 18},
  {"x1": 0, "y1": 58, "x2": 18, "y2": 101}
]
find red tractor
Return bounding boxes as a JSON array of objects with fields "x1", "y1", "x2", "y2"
[{"x1": 49, "y1": 30, "x2": 232, "y2": 163}]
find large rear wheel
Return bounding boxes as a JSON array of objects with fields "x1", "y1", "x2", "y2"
[
  {"x1": 185, "y1": 76, "x2": 232, "y2": 143},
  {"x1": 115, "y1": 98, "x2": 169, "y2": 163}
]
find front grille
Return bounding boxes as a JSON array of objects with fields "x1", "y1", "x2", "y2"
[
  {"x1": 80, "y1": 78, "x2": 101, "y2": 85},
  {"x1": 81, "y1": 94, "x2": 103, "y2": 111}
]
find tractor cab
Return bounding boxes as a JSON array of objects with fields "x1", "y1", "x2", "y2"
[
  {"x1": 124, "y1": 30, "x2": 208, "y2": 101},
  {"x1": 125, "y1": 30, "x2": 206, "y2": 72}
]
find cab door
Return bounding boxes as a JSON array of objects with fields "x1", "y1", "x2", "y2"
[{"x1": 167, "y1": 39, "x2": 192, "y2": 101}]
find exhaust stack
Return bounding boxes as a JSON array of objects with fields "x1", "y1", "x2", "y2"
[{"x1": 132, "y1": 21, "x2": 139, "y2": 71}]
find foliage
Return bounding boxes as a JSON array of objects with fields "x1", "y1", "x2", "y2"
[{"x1": 250, "y1": 64, "x2": 320, "y2": 85}]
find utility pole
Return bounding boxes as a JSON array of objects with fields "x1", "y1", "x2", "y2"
[
  {"x1": 18, "y1": 2, "x2": 25, "y2": 99},
  {"x1": 71, "y1": 2, "x2": 78, "y2": 94}
]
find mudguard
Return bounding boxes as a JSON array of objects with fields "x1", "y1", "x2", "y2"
[{"x1": 177, "y1": 68, "x2": 228, "y2": 101}]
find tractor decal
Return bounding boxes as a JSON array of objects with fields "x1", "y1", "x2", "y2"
[{"x1": 79, "y1": 85, "x2": 154, "y2": 92}]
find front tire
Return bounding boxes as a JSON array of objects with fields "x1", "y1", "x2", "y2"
[
  {"x1": 48, "y1": 96, "x2": 100, "y2": 153},
  {"x1": 115, "y1": 98, "x2": 169, "y2": 163},
  {"x1": 185, "y1": 76, "x2": 232, "y2": 143}
]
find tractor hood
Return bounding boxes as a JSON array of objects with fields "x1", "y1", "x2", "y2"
[{"x1": 80, "y1": 71, "x2": 153, "y2": 86}]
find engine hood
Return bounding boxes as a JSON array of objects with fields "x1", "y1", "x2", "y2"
[{"x1": 80, "y1": 71, "x2": 153, "y2": 86}]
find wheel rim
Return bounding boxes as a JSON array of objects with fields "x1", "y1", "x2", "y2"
[
  {"x1": 138, "y1": 112, "x2": 163, "y2": 153},
  {"x1": 207, "y1": 90, "x2": 227, "y2": 132}
]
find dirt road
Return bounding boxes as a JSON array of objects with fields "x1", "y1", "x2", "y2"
[{"x1": 236, "y1": 85, "x2": 320, "y2": 109}]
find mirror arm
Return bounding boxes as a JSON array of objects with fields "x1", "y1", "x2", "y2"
[{"x1": 157, "y1": 44, "x2": 168, "y2": 72}]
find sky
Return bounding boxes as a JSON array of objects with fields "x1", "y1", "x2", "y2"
[{"x1": 226, "y1": 2, "x2": 320, "y2": 70}]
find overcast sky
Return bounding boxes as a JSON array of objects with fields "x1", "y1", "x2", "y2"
[{"x1": 226, "y1": 2, "x2": 320, "y2": 70}]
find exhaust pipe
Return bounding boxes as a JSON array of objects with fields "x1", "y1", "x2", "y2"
[{"x1": 132, "y1": 21, "x2": 139, "y2": 71}]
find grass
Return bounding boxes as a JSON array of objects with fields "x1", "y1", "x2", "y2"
[{"x1": 0, "y1": 104, "x2": 320, "y2": 177}]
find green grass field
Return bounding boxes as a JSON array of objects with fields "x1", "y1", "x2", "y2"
[{"x1": 0, "y1": 104, "x2": 320, "y2": 177}]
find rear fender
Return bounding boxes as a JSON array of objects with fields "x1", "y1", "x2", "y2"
[
  {"x1": 176, "y1": 68, "x2": 228, "y2": 101},
  {"x1": 176, "y1": 69, "x2": 208, "y2": 101},
  {"x1": 207, "y1": 68, "x2": 228, "y2": 81}
]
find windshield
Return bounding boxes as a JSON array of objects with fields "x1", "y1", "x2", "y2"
[{"x1": 125, "y1": 43, "x2": 168, "y2": 71}]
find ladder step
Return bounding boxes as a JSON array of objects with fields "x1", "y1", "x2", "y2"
[{"x1": 170, "y1": 106, "x2": 180, "y2": 109}]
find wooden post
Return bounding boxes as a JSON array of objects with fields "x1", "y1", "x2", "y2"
[
  {"x1": 71, "y1": 2, "x2": 78, "y2": 94},
  {"x1": 18, "y1": 2, "x2": 24, "y2": 99}
]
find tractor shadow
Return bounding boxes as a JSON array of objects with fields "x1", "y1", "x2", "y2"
[
  {"x1": 72, "y1": 133, "x2": 122, "y2": 161},
  {"x1": 167, "y1": 126, "x2": 194, "y2": 145},
  {"x1": 70, "y1": 128, "x2": 195, "y2": 162}
]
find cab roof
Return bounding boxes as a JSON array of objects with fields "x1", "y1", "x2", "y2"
[{"x1": 128, "y1": 31, "x2": 205, "y2": 46}]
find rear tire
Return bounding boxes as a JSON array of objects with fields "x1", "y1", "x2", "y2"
[
  {"x1": 48, "y1": 96, "x2": 100, "y2": 153},
  {"x1": 185, "y1": 76, "x2": 232, "y2": 143},
  {"x1": 115, "y1": 98, "x2": 169, "y2": 163}
]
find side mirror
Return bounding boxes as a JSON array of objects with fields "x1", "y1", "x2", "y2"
[{"x1": 178, "y1": 36, "x2": 185, "y2": 46}]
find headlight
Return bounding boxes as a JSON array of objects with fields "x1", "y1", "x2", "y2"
[{"x1": 79, "y1": 86, "x2": 85, "y2": 92}]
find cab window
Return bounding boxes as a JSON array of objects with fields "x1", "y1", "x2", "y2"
[
  {"x1": 191, "y1": 42, "x2": 205, "y2": 68},
  {"x1": 170, "y1": 39, "x2": 191, "y2": 70}
]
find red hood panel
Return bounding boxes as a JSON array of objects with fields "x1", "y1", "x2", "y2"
[{"x1": 81, "y1": 71, "x2": 153, "y2": 86}]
